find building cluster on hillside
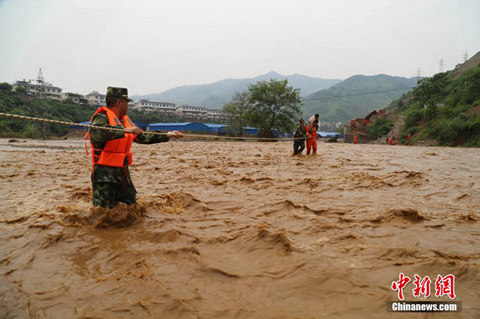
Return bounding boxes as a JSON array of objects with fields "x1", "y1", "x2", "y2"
[
  {"x1": 344, "y1": 109, "x2": 386, "y2": 143},
  {"x1": 13, "y1": 69, "x2": 225, "y2": 122}
]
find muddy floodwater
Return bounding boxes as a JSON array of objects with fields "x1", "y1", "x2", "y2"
[{"x1": 0, "y1": 138, "x2": 479, "y2": 318}]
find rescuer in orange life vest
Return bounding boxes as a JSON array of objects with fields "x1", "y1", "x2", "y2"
[
  {"x1": 305, "y1": 119, "x2": 319, "y2": 155},
  {"x1": 85, "y1": 87, "x2": 183, "y2": 208}
]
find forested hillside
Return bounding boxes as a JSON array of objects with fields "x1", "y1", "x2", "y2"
[
  {"x1": 0, "y1": 83, "x2": 186, "y2": 138},
  {"x1": 389, "y1": 64, "x2": 480, "y2": 147},
  {"x1": 301, "y1": 74, "x2": 417, "y2": 123}
]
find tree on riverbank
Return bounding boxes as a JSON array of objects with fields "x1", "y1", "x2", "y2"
[{"x1": 223, "y1": 79, "x2": 301, "y2": 137}]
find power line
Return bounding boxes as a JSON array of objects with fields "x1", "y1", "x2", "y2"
[{"x1": 301, "y1": 87, "x2": 416, "y2": 103}]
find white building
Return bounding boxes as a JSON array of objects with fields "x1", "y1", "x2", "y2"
[
  {"x1": 14, "y1": 80, "x2": 63, "y2": 101},
  {"x1": 176, "y1": 105, "x2": 208, "y2": 120},
  {"x1": 62, "y1": 92, "x2": 87, "y2": 104},
  {"x1": 134, "y1": 99, "x2": 176, "y2": 115},
  {"x1": 207, "y1": 108, "x2": 225, "y2": 121},
  {"x1": 86, "y1": 91, "x2": 106, "y2": 107}
]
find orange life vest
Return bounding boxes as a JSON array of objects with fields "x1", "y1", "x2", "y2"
[
  {"x1": 306, "y1": 125, "x2": 317, "y2": 140},
  {"x1": 84, "y1": 106, "x2": 137, "y2": 169}
]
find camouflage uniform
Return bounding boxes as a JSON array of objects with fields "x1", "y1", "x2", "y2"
[
  {"x1": 89, "y1": 112, "x2": 169, "y2": 208},
  {"x1": 293, "y1": 123, "x2": 307, "y2": 155}
]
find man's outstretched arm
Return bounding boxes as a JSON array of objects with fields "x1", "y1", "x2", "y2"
[{"x1": 133, "y1": 129, "x2": 183, "y2": 144}]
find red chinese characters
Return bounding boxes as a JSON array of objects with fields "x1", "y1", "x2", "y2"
[
  {"x1": 391, "y1": 273, "x2": 411, "y2": 300},
  {"x1": 392, "y1": 273, "x2": 456, "y2": 300},
  {"x1": 412, "y1": 275, "x2": 431, "y2": 298},
  {"x1": 435, "y1": 274, "x2": 456, "y2": 300}
]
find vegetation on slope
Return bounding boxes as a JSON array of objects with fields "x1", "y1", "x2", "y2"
[
  {"x1": 0, "y1": 83, "x2": 189, "y2": 138},
  {"x1": 301, "y1": 74, "x2": 417, "y2": 124},
  {"x1": 388, "y1": 66, "x2": 480, "y2": 146}
]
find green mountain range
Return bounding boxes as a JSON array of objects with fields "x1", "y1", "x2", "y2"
[
  {"x1": 135, "y1": 72, "x2": 418, "y2": 124},
  {"x1": 301, "y1": 74, "x2": 418, "y2": 123},
  {"x1": 132, "y1": 71, "x2": 341, "y2": 109}
]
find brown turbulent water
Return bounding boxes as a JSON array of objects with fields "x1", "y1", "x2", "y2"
[{"x1": 0, "y1": 138, "x2": 479, "y2": 318}]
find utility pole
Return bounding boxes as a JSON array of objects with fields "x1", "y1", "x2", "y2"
[
  {"x1": 462, "y1": 51, "x2": 469, "y2": 63},
  {"x1": 36, "y1": 68, "x2": 45, "y2": 99},
  {"x1": 416, "y1": 68, "x2": 422, "y2": 84},
  {"x1": 439, "y1": 59, "x2": 444, "y2": 73},
  {"x1": 37, "y1": 68, "x2": 44, "y2": 85},
  {"x1": 36, "y1": 68, "x2": 49, "y2": 138}
]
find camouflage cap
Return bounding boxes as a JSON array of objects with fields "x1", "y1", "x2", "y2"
[{"x1": 106, "y1": 87, "x2": 132, "y2": 101}]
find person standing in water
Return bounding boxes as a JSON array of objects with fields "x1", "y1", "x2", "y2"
[
  {"x1": 85, "y1": 87, "x2": 183, "y2": 208},
  {"x1": 293, "y1": 118, "x2": 307, "y2": 155},
  {"x1": 306, "y1": 119, "x2": 319, "y2": 155}
]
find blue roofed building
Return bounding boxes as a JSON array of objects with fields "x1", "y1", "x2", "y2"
[
  {"x1": 242, "y1": 127, "x2": 259, "y2": 135},
  {"x1": 204, "y1": 123, "x2": 228, "y2": 134},
  {"x1": 145, "y1": 122, "x2": 288, "y2": 138},
  {"x1": 147, "y1": 122, "x2": 210, "y2": 132},
  {"x1": 148, "y1": 122, "x2": 230, "y2": 134}
]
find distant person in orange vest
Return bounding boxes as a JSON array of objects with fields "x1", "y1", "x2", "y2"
[
  {"x1": 388, "y1": 137, "x2": 393, "y2": 145},
  {"x1": 306, "y1": 119, "x2": 319, "y2": 155},
  {"x1": 353, "y1": 135, "x2": 358, "y2": 144},
  {"x1": 85, "y1": 87, "x2": 183, "y2": 208}
]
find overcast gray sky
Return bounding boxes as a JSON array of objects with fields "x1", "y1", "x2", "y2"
[{"x1": 0, "y1": 0, "x2": 478, "y2": 95}]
